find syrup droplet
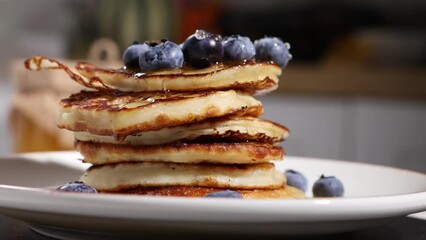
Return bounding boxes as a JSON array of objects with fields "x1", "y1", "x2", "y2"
[
  {"x1": 284, "y1": 42, "x2": 291, "y2": 49},
  {"x1": 146, "y1": 97, "x2": 155, "y2": 103},
  {"x1": 134, "y1": 72, "x2": 146, "y2": 78}
]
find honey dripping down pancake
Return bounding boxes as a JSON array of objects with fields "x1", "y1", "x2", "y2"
[
  {"x1": 76, "y1": 141, "x2": 284, "y2": 165},
  {"x1": 80, "y1": 162, "x2": 285, "y2": 192},
  {"x1": 24, "y1": 56, "x2": 281, "y2": 95},
  {"x1": 74, "y1": 116, "x2": 289, "y2": 145},
  {"x1": 58, "y1": 90, "x2": 263, "y2": 139}
]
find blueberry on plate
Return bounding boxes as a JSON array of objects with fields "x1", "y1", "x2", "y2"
[
  {"x1": 313, "y1": 175, "x2": 344, "y2": 197},
  {"x1": 254, "y1": 37, "x2": 292, "y2": 67},
  {"x1": 284, "y1": 169, "x2": 308, "y2": 192},
  {"x1": 139, "y1": 40, "x2": 184, "y2": 71},
  {"x1": 205, "y1": 190, "x2": 243, "y2": 198},
  {"x1": 56, "y1": 181, "x2": 97, "y2": 193},
  {"x1": 182, "y1": 29, "x2": 224, "y2": 68},
  {"x1": 222, "y1": 35, "x2": 255, "y2": 62},
  {"x1": 122, "y1": 42, "x2": 150, "y2": 67}
]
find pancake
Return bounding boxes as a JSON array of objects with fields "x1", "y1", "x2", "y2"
[
  {"x1": 77, "y1": 141, "x2": 284, "y2": 165},
  {"x1": 74, "y1": 116, "x2": 288, "y2": 145},
  {"x1": 59, "y1": 90, "x2": 262, "y2": 139},
  {"x1": 80, "y1": 162, "x2": 285, "y2": 191},
  {"x1": 24, "y1": 56, "x2": 281, "y2": 95},
  {"x1": 104, "y1": 186, "x2": 306, "y2": 199}
]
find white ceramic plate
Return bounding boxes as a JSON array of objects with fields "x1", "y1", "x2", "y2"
[{"x1": 0, "y1": 151, "x2": 425, "y2": 238}]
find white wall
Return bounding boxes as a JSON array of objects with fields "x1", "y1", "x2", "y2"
[
  {"x1": 0, "y1": 82, "x2": 12, "y2": 154},
  {"x1": 259, "y1": 93, "x2": 426, "y2": 172}
]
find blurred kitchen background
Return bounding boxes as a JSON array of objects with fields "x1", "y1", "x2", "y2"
[{"x1": 0, "y1": 0, "x2": 425, "y2": 172}]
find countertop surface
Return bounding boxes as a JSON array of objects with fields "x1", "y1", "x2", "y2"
[{"x1": 1, "y1": 214, "x2": 425, "y2": 240}]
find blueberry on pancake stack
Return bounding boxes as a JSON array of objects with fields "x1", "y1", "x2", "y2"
[{"x1": 25, "y1": 30, "x2": 304, "y2": 199}]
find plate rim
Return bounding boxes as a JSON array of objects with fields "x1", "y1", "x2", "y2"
[
  {"x1": 0, "y1": 151, "x2": 425, "y2": 223},
  {"x1": 1, "y1": 184, "x2": 425, "y2": 222}
]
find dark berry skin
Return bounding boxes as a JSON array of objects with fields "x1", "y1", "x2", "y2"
[
  {"x1": 284, "y1": 170, "x2": 308, "y2": 192},
  {"x1": 205, "y1": 190, "x2": 243, "y2": 198},
  {"x1": 123, "y1": 42, "x2": 150, "y2": 67},
  {"x1": 313, "y1": 175, "x2": 344, "y2": 197},
  {"x1": 254, "y1": 37, "x2": 292, "y2": 67},
  {"x1": 182, "y1": 29, "x2": 224, "y2": 68},
  {"x1": 223, "y1": 35, "x2": 256, "y2": 62},
  {"x1": 56, "y1": 181, "x2": 97, "y2": 193},
  {"x1": 139, "y1": 40, "x2": 184, "y2": 71}
]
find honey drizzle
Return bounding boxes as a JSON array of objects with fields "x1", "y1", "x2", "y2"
[{"x1": 24, "y1": 56, "x2": 112, "y2": 91}]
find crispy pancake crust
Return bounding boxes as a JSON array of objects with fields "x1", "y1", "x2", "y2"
[
  {"x1": 74, "y1": 116, "x2": 288, "y2": 145},
  {"x1": 102, "y1": 186, "x2": 305, "y2": 199},
  {"x1": 77, "y1": 141, "x2": 284, "y2": 165},
  {"x1": 59, "y1": 90, "x2": 262, "y2": 139},
  {"x1": 24, "y1": 56, "x2": 281, "y2": 95},
  {"x1": 81, "y1": 162, "x2": 285, "y2": 191}
]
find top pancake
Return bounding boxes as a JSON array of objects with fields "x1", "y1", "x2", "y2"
[
  {"x1": 24, "y1": 56, "x2": 281, "y2": 95},
  {"x1": 59, "y1": 90, "x2": 263, "y2": 139}
]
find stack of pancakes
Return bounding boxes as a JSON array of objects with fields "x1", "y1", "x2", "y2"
[{"x1": 25, "y1": 56, "x2": 305, "y2": 199}]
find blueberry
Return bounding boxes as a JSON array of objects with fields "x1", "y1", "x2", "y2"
[
  {"x1": 122, "y1": 42, "x2": 150, "y2": 67},
  {"x1": 139, "y1": 40, "x2": 184, "y2": 71},
  {"x1": 284, "y1": 169, "x2": 308, "y2": 192},
  {"x1": 205, "y1": 190, "x2": 243, "y2": 198},
  {"x1": 56, "y1": 181, "x2": 97, "y2": 193},
  {"x1": 254, "y1": 37, "x2": 292, "y2": 67},
  {"x1": 222, "y1": 35, "x2": 255, "y2": 62},
  {"x1": 313, "y1": 175, "x2": 344, "y2": 197},
  {"x1": 182, "y1": 29, "x2": 224, "y2": 68}
]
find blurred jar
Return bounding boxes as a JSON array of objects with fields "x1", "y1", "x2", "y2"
[
  {"x1": 9, "y1": 60, "x2": 81, "y2": 152},
  {"x1": 9, "y1": 39, "x2": 121, "y2": 152}
]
